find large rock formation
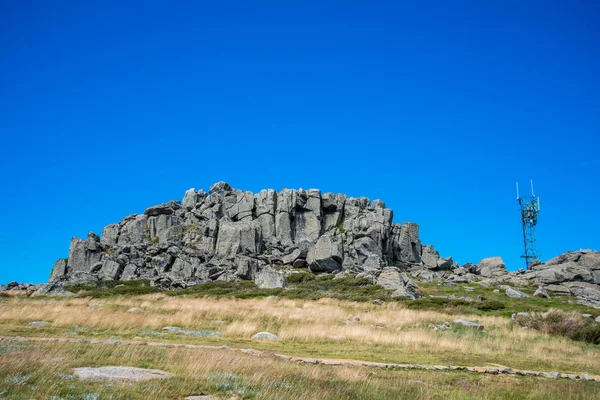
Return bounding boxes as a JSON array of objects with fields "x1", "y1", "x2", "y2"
[{"x1": 49, "y1": 182, "x2": 426, "y2": 288}]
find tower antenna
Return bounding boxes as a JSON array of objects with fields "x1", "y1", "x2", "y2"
[{"x1": 517, "y1": 180, "x2": 540, "y2": 269}]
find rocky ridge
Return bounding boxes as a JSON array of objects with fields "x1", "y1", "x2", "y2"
[
  {"x1": 44, "y1": 182, "x2": 600, "y2": 308},
  {"x1": 49, "y1": 182, "x2": 426, "y2": 288}
]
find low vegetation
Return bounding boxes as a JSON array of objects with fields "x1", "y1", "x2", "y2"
[
  {"x1": 513, "y1": 309, "x2": 600, "y2": 345},
  {"x1": 0, "y1": 276, "x2": 598, "y2": 399}
]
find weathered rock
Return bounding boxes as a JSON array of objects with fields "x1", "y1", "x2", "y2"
[
  {"x1": 391, "y1": 285, "x2": 421, "y2": 300},
  {"x1": 255, "y1": 266, "x2": 287, "y2": 289},
  {"x1": 454, "y1": 319, "x2": 484, "y2": 330},
  {"x1": 477, "y1": 257, "x2": 507, "y2": 278},
  {"x1": 532, "y1": 286, "x2": 551, "y2": 299},
  {"x1": 144, "y1": 201, "x2": 181, "y2": 216},
  {"x1": 505, "y1": 287, "x2": 529, "y2": 299},
  {"x1": 421, "y1": 245, "x2": 441, "y2": 269},
  {"x1": 252, "y1": 331, "x2": 279, "y2": 340},
  {"x1": 376, "y1": 268, "x2": 404, "y2": 290},
  {"x1": 49, "y1": 259, "x2": 68, "y2": 282},
  {"x1": 73, "y1": 366, "x2": 172, "y2": 382},
  {"x1": 31, "y1": 282, "x2": 75, "y2": 297},
  {"x1": 307, "y1": 234, "x2": 343, "y2": 272}
]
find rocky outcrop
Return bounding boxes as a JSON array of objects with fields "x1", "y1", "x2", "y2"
[{"x1": 49, "y1": 182, "x2": 434, "y2": 289}]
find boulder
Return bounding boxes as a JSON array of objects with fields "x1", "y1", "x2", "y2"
[
  {"x1": 72, "y1": 366, "x2": 172, "y2": 382},
  {"x1": 252, "y1": 331, "x2": 279, "y2": 340},
  {"x1": 307, "y1": 234, "x2": 343, "y2": 272},
  {"x1": 255, "y1": 266, "x2": 287, "y2": 289},
  {"x1": 49, "y1": 259, "x2": 68, "y2": 282},
  {"x1": 31, "y1": 283, "x2": 75, "y2": 297},
  {"x1": 454, "y1": 319, "x2": 484, "y2": 330},
  {"x1": 421, "y1": 245, "x2": 441, "y2": 269},
  {"x1": 477, "y1": 257, "x2": 507, "y2": 278},
  {"x1": 390, "y1": 285, "x2": 421, "y2": 300},
  {"x1": 505, "y1": 287, "x2": 529, "y2": 299},
  {"x1": 532, "y1": 286, "x2": 551, "y2": 299},
  {"x1": 376, "y1": 268, "x2": 404, "y2": 290},
  {"x1": 144, "y1": 201, "x2": 181, "y2": 216}
]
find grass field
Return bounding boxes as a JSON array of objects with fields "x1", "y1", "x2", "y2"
[{"x1": 0, "y1": 277, "x2": 599, "y2": 399}]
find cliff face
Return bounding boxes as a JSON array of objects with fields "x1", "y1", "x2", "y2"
[{"x1": 50, "y1": 182, "x2": 427, "y2": 288}]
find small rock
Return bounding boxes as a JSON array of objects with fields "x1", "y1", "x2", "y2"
[
  {"x1": 127, "y1": 307, "x2": 142, "y2": 313},
  {"x1": 493, "y1": 289, "x2": 500, "y2": 293},
  {"x1": 485, "y1": 368, "x2": 499, "y2": 374},
  {"x1": 101, "y1": 340, "x2": 121, "y2": 345},
  {"x1": 252, "y1": 332, "x2": 279, "y2": 341},
  {"x1": 431, "y1": 322, "x2": 451, "y2": 331},
  {"x1": 29, "y1": 321, "x2": 50, "y2": 327},
  {"x1": 511, "y1": 312, "x2": 529, "y2": 322},
  {"x1": 546, "y1": 371, "x2": 561, "y2": 379},
  {"x1": 186, "y1": 396, "x2": 219, "y2": 400},
  {"x1": 505, "y1": 287, "x2": 529, "y2": 299},
  {"x1": 73, "y1": 366, "x2": 172, "y2": 382},
  {"x1": 567, "y1": 374, "x2": 578, "y2": 380},
  {"x1": 596, "y1": 316, "x2": 600, "y2": 323},
  {"x1": 453, "y1": 319, "x2": 484, "y2": 330},
  {"x1": 582, "y1": 314, "x2": 594, "y2": 320},
  {"x1": 501, "y1": 368, "x2": 515, "y2": 374},
  {"x1": 372, "y1": 299, "x2": 385, "y2": 305},
  {"x1": 162, "y1": 327, "x2": 221, "y2": 337},
  {"x1": 475, "y1": 295, "x2": 484, "y2": 302},
  {"x1": 532, "y1": 286, "x2": 551, "y2": 299},
  {"x1": 89, "y1": 302, "x2": 103, "y2": 307}
]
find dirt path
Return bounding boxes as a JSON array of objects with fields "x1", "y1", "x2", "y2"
[{"x1": 2, "y1": 335, "x2": 599, "y2": 382}]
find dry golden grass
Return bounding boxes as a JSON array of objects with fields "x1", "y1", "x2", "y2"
[
  {"x1": 0, "y1": 294, "x2": 599, "y2": 375},
  {"x1": 1, "y1": 338, "x2": 598, "y2": 399}
]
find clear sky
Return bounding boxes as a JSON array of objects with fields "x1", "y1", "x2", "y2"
[{"x1": 1, "y1": 1, "x2": 598, "y2": 283}]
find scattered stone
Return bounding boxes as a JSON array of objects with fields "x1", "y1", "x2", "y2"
[
  {"x1": 251, "y1": 332, "x2": 279, "y2": 341},
  {"x1": 29, "y1": 321, "x2": 50, "y2": 327},
  {"x1": 73, "y1": 366, "x2": 172, "y2": 382},
  {"x1": 532, "y1": 286, "x2": 551, "y2": 299},
  {"x1": 582, "y1": 314, "x2": 595, "y2": 320},
  {"x1": 431, "y1": 322, "x2": 451, "y2": 331},
  {"x1": 475, "y1": 295, "x2": 484, "y2": 302},
  {"x1": 546, "y1": 371, "x2": 561, "y2": 379},
  {"x1": 186, "y1": 396, "x2": 219, "y2": 400},
  {"x1": 505, "y1": 287, "x2": 530, "y2": 299},
  {"x1": 101, "y1": 340, "x2": 121, "y2": 345},
  {"x1": 89, "y1": 302, "x2": 103, "y2": 307},
  {"x1": 453, "y1": 319, "x2": 484, "y2": 330},
  {"x1": 492, "y1": 289, "x2": 500, "y2": 293},
  {"x1": 390, "y1": 285, "x2": 421, "y2": 300},
  {"x1": 162, "y1": 327, "x2": 221, "y2": 337},
  {"x1": 127, "y1": 307, "x2": 142, "y2": 313},
  {"x1": 372, "y1": 299, "x2": 385, "y2": 305}
]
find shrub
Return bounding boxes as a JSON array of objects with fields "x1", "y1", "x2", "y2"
[
  {"x1": 287, "y1": 272, "x2": 316, "y2": 284},
  {"x1": 514, "y1": 309, "x2": 600, "y2": 344},
  {"x1": 476, "y1": 300, "x2": 506, "y2": 311}
]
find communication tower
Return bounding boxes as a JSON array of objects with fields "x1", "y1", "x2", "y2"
[{"x1": 516, "y1": 180, "x2": 540, "y2": 269}]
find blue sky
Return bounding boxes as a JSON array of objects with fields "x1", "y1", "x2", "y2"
[{"x1": 0, "y1": 1, "x2": 598, "y2": 283}]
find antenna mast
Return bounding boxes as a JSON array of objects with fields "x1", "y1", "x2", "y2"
[{"x1": 517, "y1": 180, "x2": 540, "y2": 269}]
